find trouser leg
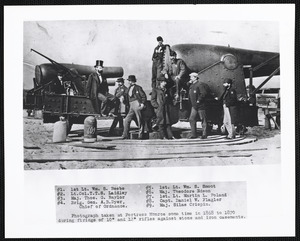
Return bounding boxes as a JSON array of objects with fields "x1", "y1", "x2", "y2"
[
  {"x1": 134, "y1": 108, "x2": 144, "y2": 138},
  {"x1": 223, "y1": 104, "x2": 233, "y2": 137},
  {"x1": 106, "y1": 93, "x2": 120, "y2": 115},
  {"x1": 189, "y1": 107, "x2": 198, "y2": 137},
  {"x1": 118, "y1": 116, "x2": 124, "y2": 129},
  {"x1": 97, "y1": 93, "x2": 107, "y2": 115},
  {"x1": 122, "y1": 106, "x2": 135, "y2": 138},
  {"x1": 152, "y1": 61, "x2": 158, "y2": 88},
  {"x1": 198, "y1": 109, "x2": 207, "y2": 137},
  {"x1": 166, "y1": 125, "x2": 173, "y2": 139},
  {"x1": 158, "y1": 124, "x2": 165, "y2": 139},
  {"x1": 174, "y1": 78, "x2": 180, "y2": 97},
  {"x1": 231, "y1": 124, "x2": 236, "y2": 138},
  {"x1": 109, "y1": 118, "x2": 118, "y2": 135}
]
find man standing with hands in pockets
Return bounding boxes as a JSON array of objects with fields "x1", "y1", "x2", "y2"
[
  {"x1": 188, "y1": 72, "x2": 208, "y2": 139},
  {"x1": 121, "y1": 75, "x2": 147, "y2": 139}
]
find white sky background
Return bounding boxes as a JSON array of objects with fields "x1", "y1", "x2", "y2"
[{"x1": 23, "y1": 19, "x2": 279, "y2": 90}]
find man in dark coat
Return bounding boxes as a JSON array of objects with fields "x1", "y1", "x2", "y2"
[
  {"x1": 151, "y1": 78, "x2": 175, "y2": 139},
  {"x1": 86, "y1": 60, "x2": 120, "y2": 116},
  {"x1": 122, "y1": 75, "x2": 147, "y2": 139},
  {"x1": 162, "y1": 50, "x2": 188, "y2": 102},
  {"x1": 49, "y1": 71, "x2": 66, "y2": 94},
  {"x1": 114, "y1": 77, "x2": 128, "y2": 115},
  {"x1": 152, "y1": 36, "x2": 166, "y2": 88},
  {"x1": 221, "y1": 78, "x2": 238, "y2": 139},
  {"x1": 108, "y1": 78, "x2": 128, "y2": 135},
  {"x1": 188, "y1": 72, "x2": 208, "y2": 139}
]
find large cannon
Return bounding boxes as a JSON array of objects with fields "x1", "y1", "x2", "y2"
[
  {"x1": 24, "y1": 50, "x2": 125, "y2": 129},
  {"x1": 160, "y1": 44, "x2": 280, "y2": 128}
]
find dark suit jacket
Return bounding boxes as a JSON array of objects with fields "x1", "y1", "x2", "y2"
[
  {"x1": 115, "y1": 85, "x2": 128, "y2": 99},
  {"x1": 126, "y1": 84, "x2": 147, "y2": 105},
  {"x1": 189, "y1": 81, "x2": 208, "y2": 110},
  {"x1": 222, "y1": 87, "x2": 238, "y2": 124},
  {"x1": 50, "y1": 78, "x2": 65, "y2": 94},
  {"x1": 152, "y1": 44, "x2": 166, "y2": 61},
  {"x1": 151, "y1": 87, "x2": 172, "y2": 125},
  {"x1": 86, "y1": 72, "x2": 108, "y2": 99}
]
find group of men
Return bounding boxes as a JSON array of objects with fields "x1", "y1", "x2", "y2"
[
  {"x1": 151, "y1": 36, "x2": 238, "y2": 139},
  {"x1": 50, "y1": 35, "x2": 238, "y2": 140}
]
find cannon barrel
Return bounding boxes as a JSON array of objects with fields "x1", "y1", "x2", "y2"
[
  {"x1": 35, "y1": 63, "x2": 124, "y2": 86},
  {"x1": 172, "y1": 44, "x2": 279, "y2": 78}
]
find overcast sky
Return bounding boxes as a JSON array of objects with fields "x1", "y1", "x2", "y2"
[{"x1": 23, "y1": 20, "x2": 279, "y2": 90}]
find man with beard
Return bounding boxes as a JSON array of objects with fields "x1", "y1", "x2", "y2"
[
  {"x1": 162, "y1": 50, "x2": 188, "y2": 102},
  {"x1": 121, "y1": 75, "x2": 147, "y2": 139},
  {"x1": 86, "y1": 60, "x2": 120, "y2": 117},
  {"x1": 151, "y1": 78, "x2": 175, "y2": 140}
]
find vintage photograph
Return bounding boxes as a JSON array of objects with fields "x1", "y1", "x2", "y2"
[
  {"x1": 23, "y1": 19, "x2": 281, "y2": 170},
  {"x1": 5, "y1": 4, "x2": 295, "y2": 238}
]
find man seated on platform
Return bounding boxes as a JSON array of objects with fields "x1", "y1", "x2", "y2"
[
  {"x1": 86, "y1": 60, "x2": 120, "y2": 117},
  {"x1": 49, "y1": 70, "x2": 66, "y2": 94}
]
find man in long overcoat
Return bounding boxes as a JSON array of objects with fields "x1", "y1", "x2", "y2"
[
  {"x1": 151, "y1": 79, "x2": 175, "y2": 139},
  {"x1": 162, "y1": 51, "x2": 189, "y2": 102},
  {"x1": 86, "y1": 60, "x2": 119, "y2": 116}
]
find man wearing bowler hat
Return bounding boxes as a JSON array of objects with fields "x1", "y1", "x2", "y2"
[
  {"x1": 121, "y1": 75, "x2": 147, "y2": 139},
  {"x1": 152, "y1": 36, "x2": 167, "y2": 88},
  {"x1": 86, "y1": 60, "x2": 120, "y2": 117}
]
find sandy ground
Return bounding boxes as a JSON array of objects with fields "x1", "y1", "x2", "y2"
[{"x1": 23, "y1": 109, "x2": 280, "y2": 170}]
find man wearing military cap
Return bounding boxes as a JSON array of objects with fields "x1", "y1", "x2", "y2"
[
  {"x1": 121, "y1": 75, "x2": 147, "y2": 139},
  {"x1": 188, "y1": 72, "x2": 208, "y2": 139},
  {"x1": 86, "y1": 60, "x2": 120, "y2": 117}
]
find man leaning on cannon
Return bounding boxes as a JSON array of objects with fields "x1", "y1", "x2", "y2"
[{"x1": 86, "y1": 60, "x2": 120, "y2": 117}]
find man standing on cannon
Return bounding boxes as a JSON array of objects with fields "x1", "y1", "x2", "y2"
[
  {"x1": 162, "y1": 50, "x2": 189, "y2": 103},
  {"x1": 152, "y1": 36, "x2": 167, "y2": 89},
  {"x1": 86, "y1": 60, "x2": 120, "y2": 117}
]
